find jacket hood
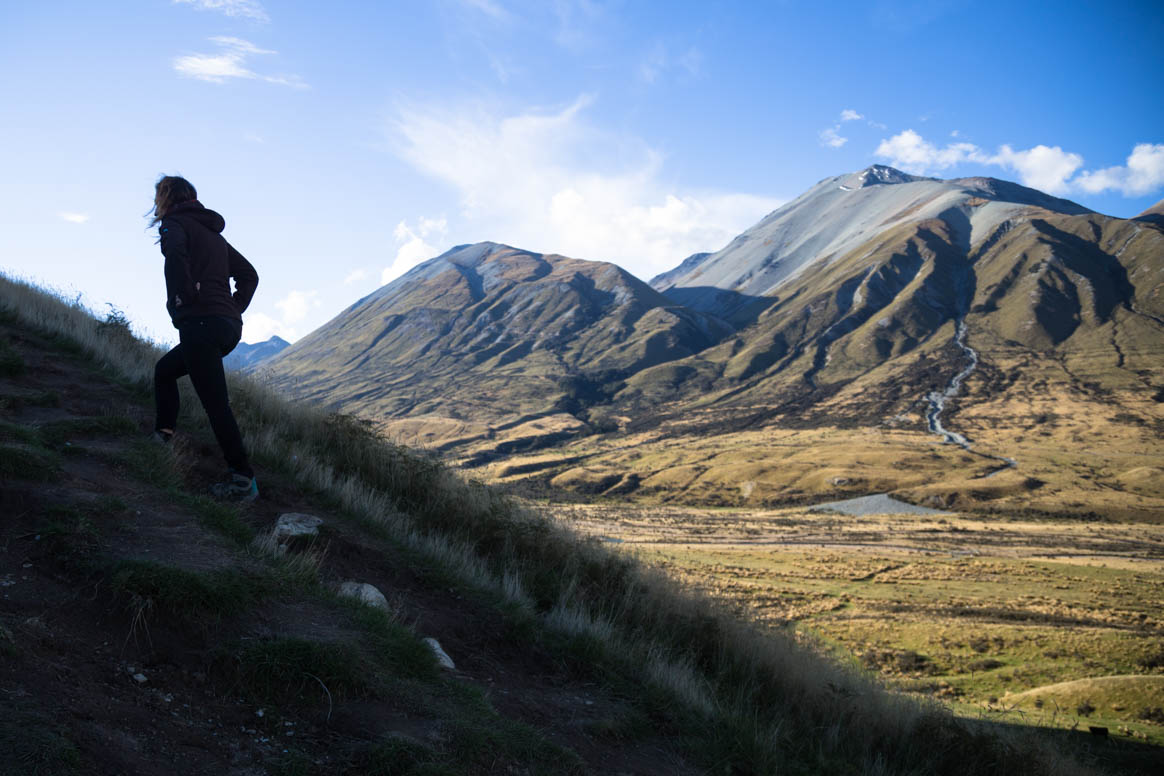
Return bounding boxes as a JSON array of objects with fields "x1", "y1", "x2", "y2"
[{"x1": 168, "y1": 200, "x2": 225, "y2": 233}]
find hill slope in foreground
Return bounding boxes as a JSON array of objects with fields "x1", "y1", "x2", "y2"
[{"x1": 4, "y1": 276, "x2": 1156, "y2": 774}]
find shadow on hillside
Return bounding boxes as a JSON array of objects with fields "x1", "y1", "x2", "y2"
[{"x1": 658, "y1": 286, "x2": 773, "y2": 327}]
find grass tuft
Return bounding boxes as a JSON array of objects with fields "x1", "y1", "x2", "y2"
[
  {"x1": 215, "y1": 637, "x2": 372, "y2": 706},
  {"x1": 0, "y1": 444, "x2": 60, "y2": 481},
  {"x1": 110, "y1": 560, "x2": 266, "y2": 626},
  {"x1": 0, "y1": 334, "x2": 25, "y2": 377}
]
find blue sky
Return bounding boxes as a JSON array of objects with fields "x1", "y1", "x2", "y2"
[{"x1": 1, "y1": 0, "x2": 1161, "y2": 345}]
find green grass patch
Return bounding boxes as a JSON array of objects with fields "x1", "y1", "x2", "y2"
[
  {"x1": 110, "y1": 560, "x2": 266, "y2": 626},
  {"x1": 0, "y1": 419, "x2": 39, "y2": 444},
  {"x1": 38, "y1": 415, "x2": 137, "y2": 445},
  {"x1": 0, "y1": 335, "x2": 25, "y2": 377},
  {"x1": 0, "y1": 444, "x2": 60, "y2": 481},
  {"x1": 182, "y1": 493, "x2": 255, "y2": 546},
  {"x1": 0, "y1": 703, "x2": 81, "y2": 775},
  {"x1": 215, "y1": 637, "x2": 373, "y2": 707},
  {"x1": 338, "y1": 599, "x2": 440, "y2": 679}
]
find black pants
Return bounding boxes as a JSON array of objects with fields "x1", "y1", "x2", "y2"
[{"x1": 154, "y1": 316, "x2": 253, "y2": 478}]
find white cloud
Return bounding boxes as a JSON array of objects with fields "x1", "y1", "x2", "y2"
[
  {"x1": 173, "y1": 37, "x2": 306, "y2": 88},
  {"x1": 390, "y1": 97, "x2": 782, "y2": 279},
  {"x1": 874, "y1": 130, "x2": 1164, "y2": 198},
  {"x1": 873, "y1": 129, "x2": 987, "y2": 172},
  {"x1": 173, "y1": 0, "x2": 269, "y2": 23},
  {"x1": 1075, "y1": 143, "x2": 1164, "y2": 196},
  {"x1": 383, "y1": 217, "x2": 448, "y2": 285},
  {"x1": 244, "y1": 289, "x2": 321, "y2": 342},
  {"x1": 819, "y1": 126, "x2": 848, "y2": 148},
  {"x1": 58, "y1": 212, "x2": 90, "y2": 224},
  {"x1": 989, "y1": 144, "x2": 1083, "y2": 195},
  {"x1": 242, "y1": 311, "x2": 280, "y2": 342},
  {"x1": 343, "y1": 269, "x2": 368, "y2": 285},
  {"x1": 275, "y1": 290, "x2": 320, "y2": 324},
  {"x1": 840, "y1": 109, "x2": 863, "y2": 122}
]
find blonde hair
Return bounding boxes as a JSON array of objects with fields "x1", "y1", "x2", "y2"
[{"x1": 149, "y1": 175, "x2": 197, "y2": 227}]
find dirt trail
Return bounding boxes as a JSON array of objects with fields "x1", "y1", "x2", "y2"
[{"x1": 0, "y1": 321, "x2": 698, "y2": 775}]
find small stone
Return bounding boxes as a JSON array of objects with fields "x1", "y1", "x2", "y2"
[
  {"x1": 132, "y1": 673, "x2": 148, "y2": 683},
  {"x1": 423, "y1": 638, "x2": 455, "y2": 670},
  {"x1": 338, "y1": 582, "x2": 389, "y2": 610},
  {"x1": 255, "y1": 709, "x2": 265, "y2": 718},
  {"x1": 272, "y1": 513, "x2": 323, "y2": 542}
]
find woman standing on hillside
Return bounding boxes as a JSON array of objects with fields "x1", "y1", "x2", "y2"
[{"x1": 149, "y1": 175, "x2": 260, "y2": 502}]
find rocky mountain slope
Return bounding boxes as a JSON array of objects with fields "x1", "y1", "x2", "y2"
[{"x1": 263, "y1": 242, "x2": 729, "y2": 447}]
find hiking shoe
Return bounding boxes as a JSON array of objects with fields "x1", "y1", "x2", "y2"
[
  {"x1": 209, "y1": 472, "x2": 259, "y2": 503},
  {"x1": 152, "y1": 430, "x2": 174, "y2": 445}
]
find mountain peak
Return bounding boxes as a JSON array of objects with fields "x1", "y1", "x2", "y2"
[{"x1": 843, "y1": 165, "x2": 928, "y2": 189}]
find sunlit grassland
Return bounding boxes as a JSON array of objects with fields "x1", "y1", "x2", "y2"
[{"x1": 551, "y1": 502, "x2": 1164, "y2": 746}]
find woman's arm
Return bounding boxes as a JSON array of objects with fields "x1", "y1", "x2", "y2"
[
  {"x1": 227, "y1": 243, "x2": 259, "y2": 313},
  {"x1": 159, "y1": 218, "x2": 197, "y2": 315}
]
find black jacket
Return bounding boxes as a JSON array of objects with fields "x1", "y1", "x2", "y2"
[{"x1": 159, "y1": 200, "x2": 258, "y2": 328}]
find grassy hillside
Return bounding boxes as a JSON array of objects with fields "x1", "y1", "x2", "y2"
[{"x1": 1, "y1": 273, "x2": 1154, "y2": 774}]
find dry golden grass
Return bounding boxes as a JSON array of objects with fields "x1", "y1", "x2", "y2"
[{"x1": 549, "y1": 500, "x2": 1164, "y2": 746}]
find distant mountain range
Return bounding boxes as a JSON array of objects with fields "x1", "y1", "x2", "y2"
[
  {"x1": 259, "y1": 166, "x2": 1164, "y2": 505},
  {"x1": 224, "y1": 335, "x2": 289, "y2": 371}
]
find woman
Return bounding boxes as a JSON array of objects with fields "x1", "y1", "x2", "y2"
[{"x1": 150, "y1": 175, "x2": 260, "y2": 501}]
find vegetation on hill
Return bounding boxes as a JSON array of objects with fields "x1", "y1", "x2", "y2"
[{"x1": 1, "y1": 272, "x2": 1150, "y2": 774}]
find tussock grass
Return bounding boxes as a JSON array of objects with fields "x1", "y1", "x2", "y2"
[
  {"x1": 215, "y1": 637, "x2": 372, "y2": 706},
  {"x1": 0, "y1": 333, "x2": 25, "y2": 377},
  {"x1": 0, "y1": 707, "x2": 80, "y2": 776},
  {"x1": 0, "y1": 270, "x2": 1106, "y2": 774},
  {"x1": 110, "y1": 560, "x2": 267, "y2": 627},
  {"x1": 0, "y1": 443, "x2": 60, "y2": 481}
]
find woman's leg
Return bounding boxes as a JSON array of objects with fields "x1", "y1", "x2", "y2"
[
  {"x1": 154, "y1": 344, "x2": 186, "y2": 433},
  {"x1": 178, "y1": 318, "x2": 253, "y2": 478}
]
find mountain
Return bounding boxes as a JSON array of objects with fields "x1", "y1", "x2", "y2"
[
  {"x1": 262, "y1": 242, "x2": 730, "y2": 448},
  {"x1": 224, "y1": 335, "x2": 290, "y2": 371},
  {"x1": 259, "y1": 168, "x2": 1164, "y2": 515},
  {"x1": 627, "y1": 165, "x2": 1159, "y2": 422},
  {"x1": 649, "y1": 164, "x2": 1092, "y2": 323},
  {"x1": 1136, "y1": 198, "x2": 1164, "y2": 226}
]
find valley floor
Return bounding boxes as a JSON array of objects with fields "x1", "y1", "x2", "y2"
[{"x1": 544, "y1": 501, "x2": 1164, "y2": 748}]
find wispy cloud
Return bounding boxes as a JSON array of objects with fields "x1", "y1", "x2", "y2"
[
  {"x1": 840, "y1": 109, "x2": 863, "y2": 122},
  {"x1": 343, "y1": 269, "x2": 368, "y2": 285},
  {"x1": 873, "y1": 129, "x2": 1164, "y2": 197},
  {"x1": 384, "y1": 217, "x2": 449, "y2": 285},
  {"x1": 58, "y1": 212, "x2": 90, "y2": 224},
  {"x1": 819, "y1": 126, "x2": 848, "y2": 149},
  {"x1": 459, "y1": 0, "x2": 510, "y2": 20},
  {"x1": 391, "y1": 96, "x2": 782, "y2": 279},
  {"x1": 173, "y1": 0, "x2": 269, "y2": 23},
  {"x1": 173, "y1": 36, "x2": 307, "y2": 88},
  {"x1": 639, "y1": 41, "x2": 703, "y2": 84}
]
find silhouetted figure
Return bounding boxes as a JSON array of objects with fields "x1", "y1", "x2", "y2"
[{"x1": 150, "y1": 175, "x2": 260, "y2": 501}]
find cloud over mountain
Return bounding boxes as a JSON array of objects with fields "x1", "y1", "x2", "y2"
[
  {"x1": 390, "y1": 96, "x2": 782, "y2": 280},
  {"x1": 875, "y1": 130, "x2": 1163, "y2": 197}
]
